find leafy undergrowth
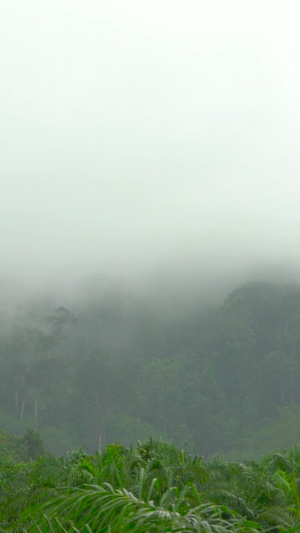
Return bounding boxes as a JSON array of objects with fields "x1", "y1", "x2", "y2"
[{"x1": 1, "y1": 438, "x2": 300, "y2": 532}]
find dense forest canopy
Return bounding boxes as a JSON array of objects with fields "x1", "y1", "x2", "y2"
[{"x1": 1, "y1": 279, "x2": 300, "y2": 459}]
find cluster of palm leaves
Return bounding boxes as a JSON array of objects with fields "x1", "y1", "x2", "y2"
[{"x1": 1, "y1": 439, "x2": 300, "y2": 532}]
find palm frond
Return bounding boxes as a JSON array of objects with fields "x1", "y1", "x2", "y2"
[
  {"x1": 10, "y1": 483, "x2": 260, "y2": 533},
  {"x1": 260, "y1": 505, "x2": 298, "y2": 530}
]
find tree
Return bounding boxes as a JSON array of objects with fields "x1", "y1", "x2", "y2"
[{"x1": 21, "y1": 429, "x2": 45, "y2": 460}]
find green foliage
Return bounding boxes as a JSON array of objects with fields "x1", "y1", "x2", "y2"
[
  {"x1": 0, "y1": 427, "x2": 45, "y2": 463},
  {"x1": 6, "y1": 438, "x2": 300, "y2": 532},
  {"x1": 21, "y1": 429, "x2": 45, "y2": 461},
  {"x1": 0, "y1": 439, "x2": 265, "y2": 532},
  {"x1": 0, "y1": 428, "x2": 21, "y2": 463},
  {"x1": 3, "y1": 282, "x2": 300, "y2": 458}
]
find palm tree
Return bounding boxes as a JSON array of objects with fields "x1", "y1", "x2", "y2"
[
  {"x1": 0, "y1": 440, "x2": 261, "y2": 533},
  {"x1": 6, "y1": 482, "x2": 261, "y2": 533}
]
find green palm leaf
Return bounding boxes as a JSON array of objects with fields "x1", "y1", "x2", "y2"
[{"x1": 10, "y1": 483, "x2": 260, "y2": 533}]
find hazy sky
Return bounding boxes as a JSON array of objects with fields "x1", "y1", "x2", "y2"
[{"x1": 1, "y1": 0, "x2": 300, "y2": 293}]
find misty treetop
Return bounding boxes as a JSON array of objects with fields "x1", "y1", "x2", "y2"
[{"x1": 1, "y1": 281, "x2": 300, "y2": 458}]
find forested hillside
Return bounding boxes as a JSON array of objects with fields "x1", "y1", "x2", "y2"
[{"x1": 1, "y1": 280, "x2": 300, "y2": 458}]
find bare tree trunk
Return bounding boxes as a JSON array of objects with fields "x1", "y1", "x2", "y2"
[
  {"x1": 285, "y1": 318, "x2": 289, "y2": 337},
  {"x1": 290, "y1": 375, "x2": 294, "y2": 404},
  {"x1": 102, "y1": 412, "x2": 106, "y2": 444},
  {"x1": 280, "y1": 386, "x2": 285, "y2": 405},
  {"x1": 163, "y1": 413, "x2": 167, "y2": 434},
  {"x1": 34, "y1": 395, "x2": 38, "y2": 429},
  {"x1": 20, "y1": 396, "x2": 27, "y2": 421},
  {"x1": 15, "y1": 386, "x2": 18, "y2": 410}
]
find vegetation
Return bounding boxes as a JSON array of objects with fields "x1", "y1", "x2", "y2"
[
  {"x1": 2, "y1": 281, "x2": 300, "y2": 458},
  {"x1": 2, "y1": 437, "x2": 300, "y2": 532},
  {"x1": 2, "y1": 280, "x2": 300, "y2": 529}
]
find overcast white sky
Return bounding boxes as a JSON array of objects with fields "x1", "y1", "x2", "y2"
[{"x1": 1, "y1": 0, "x2": 300, "y2": 293}]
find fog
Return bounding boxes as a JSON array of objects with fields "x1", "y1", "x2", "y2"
[{"x1": 1, "y1": 1, "x2": 300, "y2": 299}]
